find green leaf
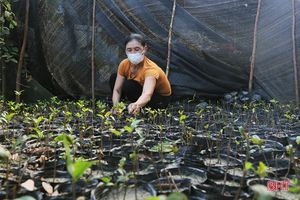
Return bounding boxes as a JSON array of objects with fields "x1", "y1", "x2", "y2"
[
  {"x1": 288, "y1": 185, "x2": 300, "y2": 193},
  {"x1": 67, "y1": 158, "x2": 93, "y2": 182},
  {"x1": 290, "y1": 178, "x2": 298, "y2": 185},
  {"x1": 4, "y1": 2, "x2": 12, "y2": 11},
  {"x1": 118, "y1": 157, "x2": 126, "y2": 169},
  {"x1": 54, "y1": 134, "x2": 74, "y2": 147},
  {"x1": 4, "y1": 11, "x2": 11, "y2": 18},
  {"x1": 149, "y1": 142, "x2": 174, "y2": 153},
  {"x1": 100, "y1": 177, "x2": 111, "y2": 184},
  {"x1": 286, "y1": 144, "x2": 294, "y2": 156},
  {"x1": 167, "y1": 192, "x2": 188, "y2": 200},
  {"x1": 255, "y1": 162, "x2": 268, "y2": 178},
  {"x1": 204, "y1": 124, "x2": 209, "y2": 129},
  {"x1": 179, "y1": 114, "x2": 186, "y2": 125},
  {"x1": 251, "y1": 135, "x2": 264, "y2": 146},
  {"x1": 124, "y1": 125, "x2": 133, "y2": 133},
  {"x1": 238, "y1": 126, "x2": 244, "y2": 135},
  {"x1": 269, "y1": 99, "x2": 278, "y2": 104},
  {"x1": 130, "y1": 119, "x2": 142, "y2": 129},
  {"x1": 110, "y1": 128, "x2": 122, "y2": 136},
  {"x1": 33, "y1": 128, "x2": 43, "y2": 138},
  {"x1": 129, "y1": 152, "x2": 137, "y2": 161},
  {"x1": 30, "y1": 134, "x2": 38, "y2": 139},
  {"x1": 244, "y1": 161, "x2": 253, "y2": 171},
  {"x1": 5, "y1": 112, "x2": 15, "y2": 122}
]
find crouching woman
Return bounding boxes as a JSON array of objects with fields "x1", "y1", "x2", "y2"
[{"x1": 110, "y1": 33, "x2": 172, "y2": 115}]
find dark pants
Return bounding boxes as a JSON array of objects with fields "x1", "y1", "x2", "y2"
[{"x1": 109, "y1": 73, "x2": 170, "y2": 109}]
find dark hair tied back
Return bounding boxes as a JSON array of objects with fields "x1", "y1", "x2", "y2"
[{"x1": 124, "y1": 33, "x2": 146, "y2": 47}]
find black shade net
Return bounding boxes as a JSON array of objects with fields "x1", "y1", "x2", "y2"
[{"x1": 24, "y1": 0, "x2": 300, "y2": 102}]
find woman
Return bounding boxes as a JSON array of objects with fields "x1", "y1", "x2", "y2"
[{"x1": 110, "y1": 33, "x2": 172, "y2": 115}]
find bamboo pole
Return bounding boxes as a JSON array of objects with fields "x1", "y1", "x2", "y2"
[
  {"x1": 16, "y1": 0, "x2": 29, "y2": 103},
  {"x1": 248, "y1": 0, "x2": 262, "y2": 93},
  {"x1": 165, "y1": 0, "x2": 176, "y2": 78},
  {"x1": 91, "y1": 0, "x2": 96, "y2": 110},
  {"x1": 292, "y1": 0, "x2": 299, "y2": 104}
]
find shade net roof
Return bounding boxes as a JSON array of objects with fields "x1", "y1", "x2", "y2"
[{"x1": 25, "y1": 0, "x2": 300, "y2": 102}]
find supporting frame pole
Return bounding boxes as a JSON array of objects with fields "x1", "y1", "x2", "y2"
[
  {"x1": 91, "y1": 0, "x2": 96, "y2": 110},
  {"x1": 292, "y1": 0, "x2": 299, "y2": 104},
  {"x1": 166, "y1": 0, "x2": 176, "y2": 78},
  {"x1": 248, "y1": 0, "x2": 262, "y2": 93}
]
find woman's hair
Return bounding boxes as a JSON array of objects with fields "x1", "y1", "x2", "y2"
[{"x1": 124, "y1": 33, "x2": 146, "y2": 47}]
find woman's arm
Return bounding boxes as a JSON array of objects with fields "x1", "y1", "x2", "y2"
[
  {"x1": 112, "y1": 74, "x2": 125, "y2": 106},
  {"x1": 128, "y1": 76, "x2": 156, "y2": 115}
]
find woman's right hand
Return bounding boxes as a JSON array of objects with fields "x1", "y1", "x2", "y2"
[{"x1": 128, "y1": 103, "x2": 141, "y2": 115}]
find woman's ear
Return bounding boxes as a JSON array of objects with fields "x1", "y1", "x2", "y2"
[{"x1": 143, "y1": 45, "x2": 148, "y2": 53}]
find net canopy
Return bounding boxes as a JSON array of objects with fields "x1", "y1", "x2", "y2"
[{"x1": 25, "y1": 0, "x2": 300, "y2": 102}]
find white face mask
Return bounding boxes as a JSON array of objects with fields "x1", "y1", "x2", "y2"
[{"x1": 126, "y1": 52, "x2": 145, "y2": 65}]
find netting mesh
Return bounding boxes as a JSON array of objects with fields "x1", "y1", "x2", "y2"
[{"x1": 26, "y1": 0, "x2": 300, "y2": 102}]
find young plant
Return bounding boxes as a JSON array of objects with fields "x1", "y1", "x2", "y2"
[
  {"x1": 235, "y1": 127, "x2": 251, "y2": 200},
  {"x1": 123, "y1": 118, "x2": 142, "y2": 150},
  {"x1": 111, "y1": 101, "x2": 126, "y2": 120},
  {"x1": 245, "y1": 161, "x2": 268, "y2": 180},
  {"x1": 0, "y1": 111, "x2": 15, "y2": 139},
  {"x1": 251, "y1": 135, "x2": 268, "y2": 164},
  {"x1": 30, "y1": 116, "x2": 48, "y2": 153},
  {"x1": 115, "y1": 157, "x2": 135, "y2": 199},
  {"x1": 56, "y1": 134, "x2": 94, "y2": 200},
  {"x1": 285, "y1": 144, "x2": 295, "y2": 178}
]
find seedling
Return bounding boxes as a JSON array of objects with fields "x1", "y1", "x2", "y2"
[
  {"x1": 0, "y1": 111, "x2": 16, "y2": 139},
  {"x1": 251, "y1": 135, "x2": 264, "y2": 146},
  {"x1": 178, "y1": 110, "x2": 186, "y2": 125},
  {"x1": 56, "y1": 134, "x2": 94, "y2": 199},
  {"x1": 255, "y1": 162, "x2": 268, "y2": 179},
  {"x1": 123, "y1": 118, "x2": 142, "y2": 150},
  {"x1": 285, "y1": 144, "x2": 295, "y2": 177},
  {"x1": 286, "y1": 144, "x2": 295, "y2": 157}
]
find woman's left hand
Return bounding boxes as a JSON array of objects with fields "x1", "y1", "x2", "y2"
[{"x1": 128, "y1": 103, "x2": 141, "y2": 115}]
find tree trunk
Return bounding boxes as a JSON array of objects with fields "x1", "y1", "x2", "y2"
[{"x1": 16, "y1": 0, "x2": 29, "y2": 102}]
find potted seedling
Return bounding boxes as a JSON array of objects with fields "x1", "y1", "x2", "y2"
[
  {"x1": 0, "y1": 111, "x2": 15, "y2": 140},
  {"x1": 234, "y1": 126, "x2": 251, "y2": 200},
  {"x1": 123, "y1": 118, "x2": 142, "y2": 151},
  {"x1": 251, "y1": 135, "x2": 268, "y2": 164},
  {"x1": 285, "y1": 144, "x2": 295, "y2": 178},
  {"x1": 56, "y1": 133, "x2": 94, "y2": 199}
]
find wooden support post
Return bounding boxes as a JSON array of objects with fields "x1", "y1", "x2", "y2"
[
  {"x1": 248, "y1": 0, "x2": 262, "y2": 93},
  {"x1": 91, "y1": 0, "x2": 96, "y2": 110},
  {"x1": 16, "y1": 0, "x2": 29, "y2": 103},
  {"x1": 166, "y1": 0, "x2": 176, "y2": 78},
  {"x1": 292, "y1": 0, "x2": 299, "y2": 104}
]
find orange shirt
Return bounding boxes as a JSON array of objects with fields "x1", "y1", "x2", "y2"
[{"x1": 118, "y1": 56, "x2": 172, "y2": 96}]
